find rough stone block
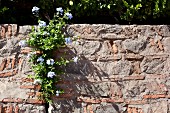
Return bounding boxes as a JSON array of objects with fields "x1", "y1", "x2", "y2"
[
  {"x1": 143, "y1": 100, "x2": 168, "y2": 113},
  {"x1": 141, "y1": 57, "x2": 166, "y2": 74},
  {"x1": 122, "y1": 38, "x2": 147, "y2": 53}
]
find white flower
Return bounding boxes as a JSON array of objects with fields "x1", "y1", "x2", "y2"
[
  {"x1": 32, "y1": 6, "x2": 40, "y2": 13},
  {"x1": 32, "y1": 51, "x2": 37, "y2": 55},
  {"x1": 56, "y1": 90, "x2": 60, "y2": 96},
  {"x1": 34, "y1": 79, "x2": 42, "y2": 84},
  {"x1": 37, "y1": 56, "x2": 44, "y2": 63},
  {"x1": 19, "y1": 40, "x2": 27, "y2": 47},
  {"x1": 73, "y1": 56, "x2": 78, "y2": 63},
  {"x1": 42, "y1": 31, "x2": 50, "y2": 36},
  {"x1": 46, "y1": 59, "x2": 55, "y2": 65},
  {"x1": 65, "y1": 12, "x2": 73, "y2": 19},
  {"x1": 56, "y1": 7, "x2": 63, "y2": 13},
  {"x1": 27, "y1": 53, "x2": 31, "y2": 58},
  {"x1": 47, "y1": 71, "x2": 56, "y2": 78},
  {"x1": 38, "y1": 21, "x2": 46, "y2": 27}
]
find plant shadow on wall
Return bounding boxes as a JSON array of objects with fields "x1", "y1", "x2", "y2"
[
  {"x1": 50, "y1": 28, "x2": 123, "y2": 112},
  {"x1": 23, "y1": 5, "x2": 121, "y2": 113},
  {"x1": 51, "y1": 48, "x2": 121, "y2": 113}
]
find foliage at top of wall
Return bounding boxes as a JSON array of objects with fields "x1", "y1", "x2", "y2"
[{"x1": 0, "y1": 0, "x2": 170, "y2": 24}]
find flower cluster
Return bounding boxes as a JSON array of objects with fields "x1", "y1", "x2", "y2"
[
  {"x1": 38, "y1": 20, "x2": 46, "y2": 27},
  {"x1": 19, "y1": 40, "x2": 27, "y2": 47},
  {"x1": 25, "y1": 6, "x2": 77, "y2": 103},
  {"x1": 46, "y1": 59, "x2": 54, "y2": 65},
  {"x1": 32, "y1": 6, "x2": 40, "y2": 17},
  {"x1": 65, "y1": 13, "x2": 73, "y2": 19},
  {"x1": 37, "y1": 56, "x2": 44, "y2": 64},
  {"x1": 47, "y1": 72, "x2": 56, "y2": 78},
  {"x1": 56, "y1": 7, "x2": 63, "y2": 14}
]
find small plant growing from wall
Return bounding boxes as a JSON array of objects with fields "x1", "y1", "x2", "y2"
[{"x1": 19, "y1": 6, "x2": 77, "y2": 103}]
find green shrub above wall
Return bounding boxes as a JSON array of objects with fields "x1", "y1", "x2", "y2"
[
  {"x1": 1, "y1": 0, "x2": 170, "y2": 24},
  {"x1": 59, "y1": 0, "x2": 169, "y2": 22}
]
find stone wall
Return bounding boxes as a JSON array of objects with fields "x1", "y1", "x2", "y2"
[
  {"x1": 0, "y1": 24, "x2": 46, "y2": 113},
  {"x1": 0, "y1": 24, "x2": 170, "y2": 113}
]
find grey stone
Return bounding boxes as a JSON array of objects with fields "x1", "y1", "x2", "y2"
[
  {"x1": 123, "y1": 38, "x2": 147, "y2": 53},
  {"x1": 95, "y1": 103, "x2": 120, "y2": 113},
  {"x1": 141, "y1": 58, "x2": 165, "y2": 74},
  {"x1": 52, "y1": 99, "x2": 82, "y2": 113},
  {"x1": 160, "y1": 25, "x2": 170, "y2": 37},
  {"x1": 107, "y1": 25, "x2": 123, "y2": 33},
  {"x1": 162, "y1": 38, "x2": 170, "y2": 53},
  {"x1": 1, "y1": 24, "x2": 170, "y2": 113},
  {"x1": 79, "y1": 82, "x2": 112, "y2": 96},
  {"x1": 65, "y1": 59, "x2": 95, "y2": 76},
  {"x1": 19, "y1": 26, "x2": 32, "y2": 35},
  {"x1": 123, "y1": 81, "x2": 147, "y2": 98},
  {"x1": 97, "y1": 41, "x2": 112, "y2": 56},
  {"x1": 37, "y1": 106, "x2": 45, "y2": 111},
  {"x1": 0, "y1": 81, "x2": 29, "y2": 100},
  {"x1": 0, "y1": 40, "x2": 7, "y2": 49},
  {"x1": 143, "y1": 100, "x2": 168, "y2": 113},
  {"x1": 106, "y1": 60, "x2": 133, "y2": 75},
  {"x1": 82, "y1": 41, "x2": 101, "y2": 55},
  {"x1": 98, "y1": 25, "x2": 123, "y2": 34}
]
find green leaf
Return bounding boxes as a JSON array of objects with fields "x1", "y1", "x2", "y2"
[
  {"x1": 122, "y1": 0, "x2": 129, "y2": 8},
  {"x1": 107, "y1": 4, "x2": 111, "y2": 9}
]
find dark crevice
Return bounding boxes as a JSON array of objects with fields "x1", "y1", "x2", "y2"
[{"x1": 45, "y1": 103, "x2": 49, "y2": 113}]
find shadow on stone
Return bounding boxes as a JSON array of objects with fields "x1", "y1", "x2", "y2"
[{"x1": 51, "y1": 47, "x2": 122, "y2": 113}]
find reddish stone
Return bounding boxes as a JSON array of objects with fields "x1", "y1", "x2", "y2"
[
  {"x1": 0, "y1": 69, "x2": 18, "y2": 77},
  {"x1": 20, "y1": 85, "x2": 35, "y2": 89},
  {"x1": 0, "y1": 105, "x2": 2, "y2": 113},
  {"x1": 8, "y1": 105, "x2": 13, "y2": 113},
  {"x1": 21, "y1": 78, "x2": 34, "y2": 82},
  {"x1": 123, "y1": 75, "x2": 145, "y2": 81},
  {"x1": 14, "y1": 105, "x2": 19, "y2": 113},
  {"x1": 157, "y1": 39, "x2": 164, "y2": 51},
  {"x1": 26, "y1": 92, "x2": 41, "y2": 97},
  {"x1": 26, "y1": 99, "x2": 45, "y2": 104},
  {"x1": 0, "y1": 58, "x2": 7, "y2": 71},
  {"x1": 11, "y1": 58, "x2": 16, "y2": 69},
  {"x1": 143, "y1": 94, "x2": 166, "y2": 99},
  {"x1": 0, "y1": 26, "x2": 6, "y2": 38},
  {"x1": 20, "y1": 49, "x2": 32, "y2": 54}
]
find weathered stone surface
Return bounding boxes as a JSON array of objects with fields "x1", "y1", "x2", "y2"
[
  {"x1": 0, "y1": 81, "x2": 29, "y2": 100},
  {"x1": 143, "y1": 100, "x2": 168, "y2": 113},
  {"x1": 105, "y1": 61, "x2": 133, "y2": 75},
  {"x1": 79, "y1": 82, "x2": 111, "y2": 96},
  {"x1": 82, "y1": 41, "x2": 101, "y2": 55},
  {"x1": 97, "y1": 24, "x2": 123, "y2": 34},
  {"x1": 159, "y1": 25, "x2": 170, "y2": 37},
  {"x1": 97, "y1": 41, "x2": 112, "y2": 56},
  {"x1": 122, "y1": 38, "x2": 147, "y2": 53},
  {"x1": 141, "y1": 58, "x2": 165, "y2": 74},
  {"x1": 162, "y1": 38, "x2": 170, "y2": 53},
  {"x1": 94, "y1": 103, "x2": 120, "y2": 113},
  {"x1": 122, "y1": 81, "x2": 146, "y2": 99},
  {"x1": 18, "y1": 104, "x2": 46, "y2": 113},
  {"x1": 101, "y1": 34, "x2": 127, "y2": 40},
  {"x1": 1, "y1": 24, "x2": 170, "y2": 113},
  {"x1": 52, "y1": 99, "x2": 82, "y2": 113},
  {"x1": 18, "y1": 26, "x2": 32, "y2": 35}
]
